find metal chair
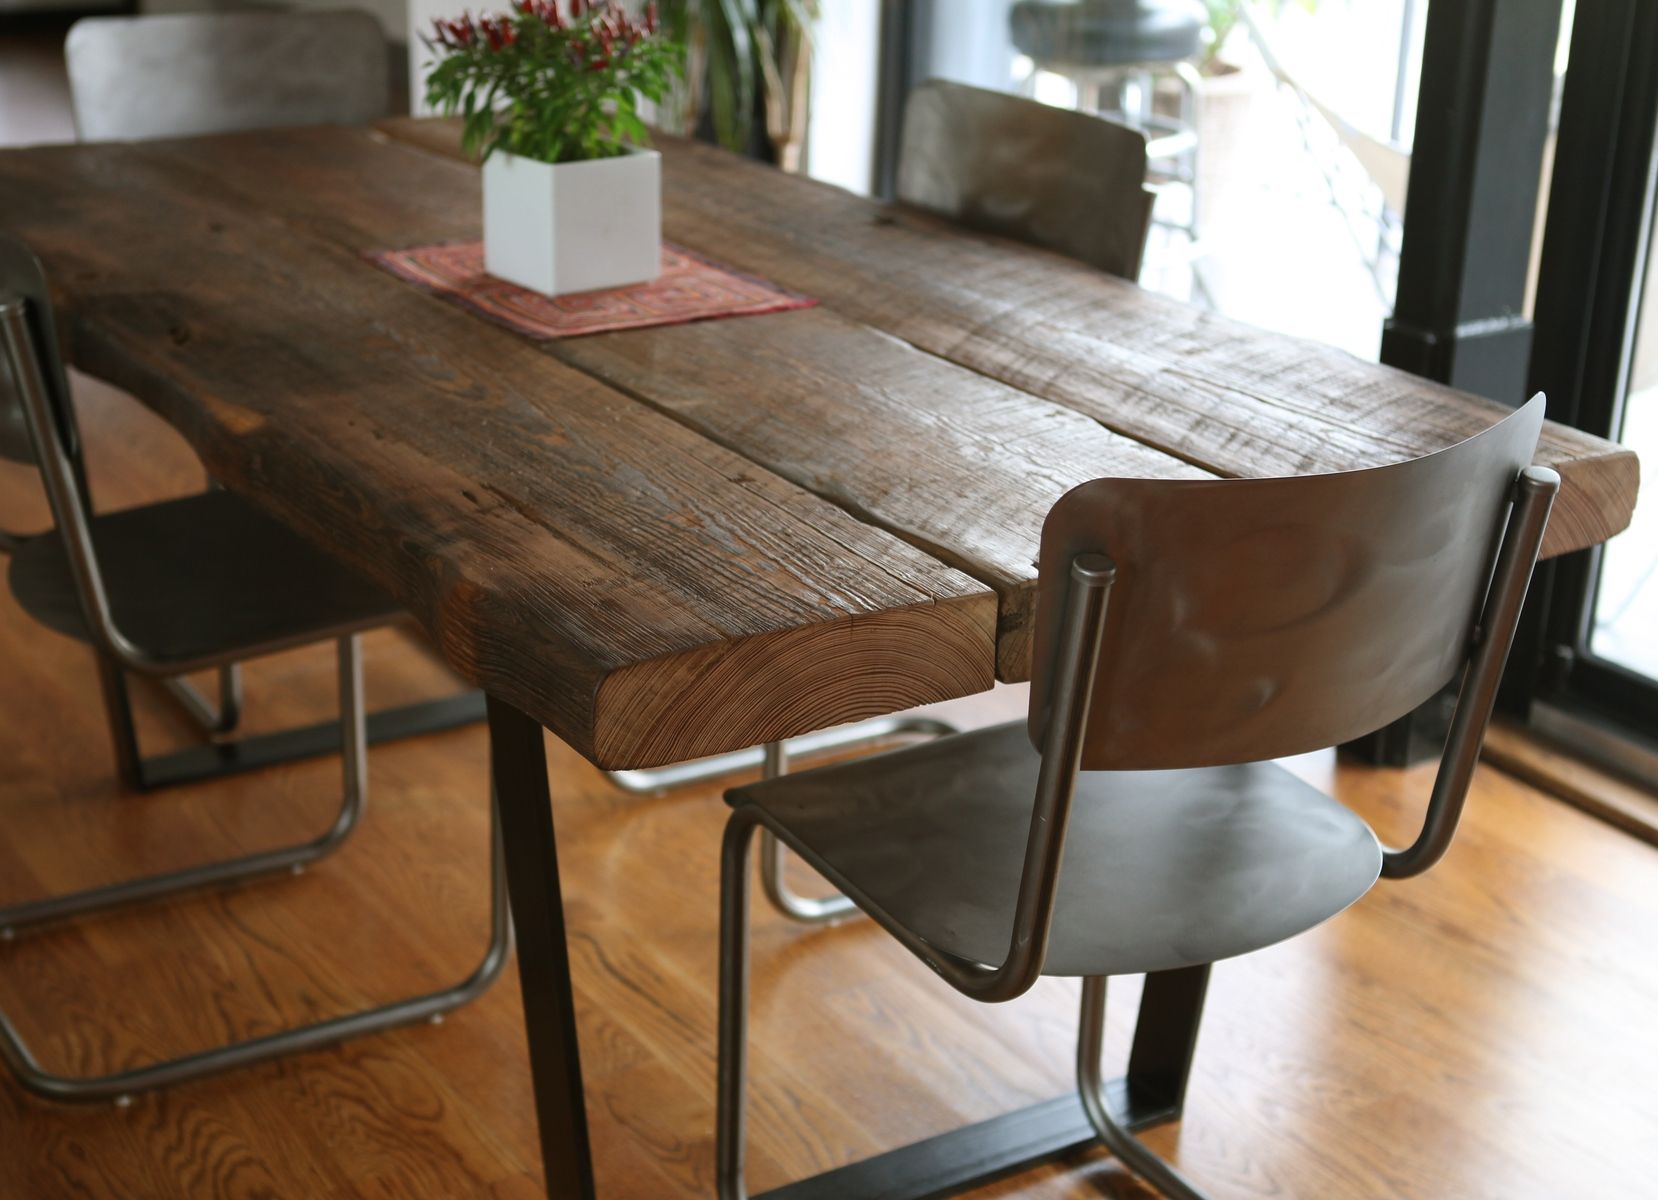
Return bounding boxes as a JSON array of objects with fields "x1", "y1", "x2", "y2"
[
  {"x1": 64, "y1": 10, "x2": 389, "y2": 143},
  {"x1": 15, "y1": 10, "x2": 480, "y2": 788},
  {"x1": 897, "y1": 78, "x2": 1157, "y2": 280},
  {"x1": 0, "y1": 236, "x2": 508, "y2": 1103},
  {"x1": 1009, "y1": 0, "x2": 1207, "y2": 240},
  {"x1": 716, "y1": 397, "x2": 1558, "y2": 1198}
]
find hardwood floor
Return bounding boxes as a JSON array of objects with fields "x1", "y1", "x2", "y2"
[{"x1": 0, "y1": 374, "x2": 1656, "y2": 1199}]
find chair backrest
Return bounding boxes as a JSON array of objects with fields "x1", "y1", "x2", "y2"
[
  {"x1": 0, "y1": 237, "x2": 80, "y2": 471},
  {"x1": 65, "y1": 10, "x2": 389, "y2": 143},
  {"x1": 1028, "y1": 397, "x2": 1549, "y2": 769},
  {"x1": 896, "y1": 78, "x2": 1156, "y2": 280}
]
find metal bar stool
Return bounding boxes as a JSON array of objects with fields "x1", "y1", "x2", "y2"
[
  {"x1": 1011, "y1": 0, "x2": 1208, "y2": 240},
  {"x1": 716, "y1": 397, "x2": 1557, "y2": 1198},
  {"x1": 0, "y1": 235, "x2": 508, "y2": 1104}
]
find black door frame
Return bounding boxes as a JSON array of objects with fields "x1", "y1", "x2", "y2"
[{"x1": 1509, "y1": 0, "x2": 1658, "y2": 747}]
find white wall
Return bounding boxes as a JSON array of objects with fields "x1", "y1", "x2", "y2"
[
  {"x1": 803, "y1": 0, "x2": 881, "y2": 196},
  {"x1": 406, "y1": 0, "x2": 451, "y2": 113}
]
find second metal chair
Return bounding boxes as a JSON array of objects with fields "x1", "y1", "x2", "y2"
[{"x1": 0, "y1": 236, "x2": 508, "y2": 1104}]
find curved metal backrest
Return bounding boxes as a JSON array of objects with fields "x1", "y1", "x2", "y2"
[
  {"x1": 0, "y1": 237, "x2": 80, "y2": 470},
  {"x1": 896, "y1": 79, "x2": 1156, "y2": 280},
  {"x1": 66, "y1": 10, "x2": 389, "y2": 143},
  {"x1": 1029, "y1": 396, "x2": 1549, "y2": 769}
]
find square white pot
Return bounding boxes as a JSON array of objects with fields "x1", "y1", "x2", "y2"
[{"x1": 482, "y1": 146, "x2": 661, "y2": 297}]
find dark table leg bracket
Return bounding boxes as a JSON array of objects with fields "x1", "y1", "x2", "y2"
[
  {"x1": 135, "y1": 690, "x2": 487, "y2": 790},
  {"x1": 754, "y1": 1080, "x2": 1176, "y2": 1200}
]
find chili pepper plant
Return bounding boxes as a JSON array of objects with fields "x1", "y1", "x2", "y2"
[{"x1": 424, "y1": 0, "x2": 684, "y2": 165}]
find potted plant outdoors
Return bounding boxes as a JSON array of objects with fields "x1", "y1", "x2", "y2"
[{"x1": 424, "y1": 0, "x2": 684, "y2": 297}]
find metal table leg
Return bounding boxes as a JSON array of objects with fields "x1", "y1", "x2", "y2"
[{"x1": 487, "y1": 695, "x2": 597, "y2": 1200}]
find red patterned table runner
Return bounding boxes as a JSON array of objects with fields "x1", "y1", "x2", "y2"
[{"x1": 369, "y1": 240, "x2": 816, "y2": 339}]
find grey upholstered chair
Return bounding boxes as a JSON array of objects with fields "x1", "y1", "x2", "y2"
[
  {"x1": 897, "y1": 78, "x2": 1158, "y2": 280},
  {"x1": 716, "y1": 398, "x2": 1558, "y2": 1198},
  {"x1": 0, "y1": 236, "x2": 507, "y2": 1103},
  {"x1": 65, "y1": 9, "x2": 389, "y2": 143}
]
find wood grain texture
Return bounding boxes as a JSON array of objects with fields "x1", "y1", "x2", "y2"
[
  {"x1": 99, "y1": 123, "x2": 1206, "y2": 680},
  {"x1": 0, "y1": 140, "x2": 995, "y2": 766},
  {"x1": 2, "y1": 392, "x2": 1658, "y2": 1198},
  {"x1": 0, "y1": 117, "x2": 1639, "y2": 750},
  {"x1": 374, "y1": 117, "x2": 1638, "y2": 561}
]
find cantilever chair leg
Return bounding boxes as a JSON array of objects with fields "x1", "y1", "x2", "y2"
[
  {"x1": 756, "y1": 740, "x2": 858, "y2": 926},
  {"x1": 1078, "y1": 976, "x2": 1210, "y2": 1200},
  {"x1": 719, "y1": 806, "x2": 1215, "y2": 1200},
  {"x1": 5, "y1": 636, "x2": 369, "y2": 937},
  {"x1": 605, "y1": 713, "x2": 958, "y2": 796},
  {"x1": 615, "y1": 715, "x2": 957, "y2": 928},
  {"x1": 0, "y1": 634, "x2": 511, "y2": 1103},
  {"x1": 155, "y1": 662, "x2": 245, "y2": 737},
  {"x1": 92, "y1": 644, "x2": 486, "y2": 794}
]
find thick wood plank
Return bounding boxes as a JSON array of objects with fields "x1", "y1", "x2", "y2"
[
  {"x1": 377, "y1": 117, "x2": 1641, "y2": 561},
  {"x1": 0, "y1": 142, "x2": 995, "y2": 768},
  {"x1": 3, "y1": 390, "x2": 1657, "y2": 1198},
  {"x1": 104, "y1": 125, "x2": 1206, "y2": 680}
]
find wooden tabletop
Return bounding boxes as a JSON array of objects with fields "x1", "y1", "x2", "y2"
[{"x1": 0, "y1": 120, "x2": 1638, "y2": 768}]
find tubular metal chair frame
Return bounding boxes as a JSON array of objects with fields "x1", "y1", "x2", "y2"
[
  {"x1": 716, "y1": 420, "x2": 1560, "y2": 1197},
  {"x1": 607, "y1": 716, "x2": 957, "y2": 926},
  {"x1": 0, "y1": 352, "x2": 484, "y2": 795},
  {"x1": 0, "y1": 286, "x2": 509, "y2": 1104},
  {"x1": 25, "y1": 9, "x2": 478, "y2": 791}
]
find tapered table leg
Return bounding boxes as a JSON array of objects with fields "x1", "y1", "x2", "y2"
[
  {"x1": 1126, "y1": 964, "x2": 1211, "y2": 1115},
  {"x1": 488, "y1": 695, "x2": 597, "y2": 1200}
]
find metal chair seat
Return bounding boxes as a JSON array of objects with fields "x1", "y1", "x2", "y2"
[
  {"x1": 8, "y1": 489, "x2": 399, "y2": 663},
  {"x1": 1009, "y1": 0, "x2": 1207, "y2": 70},
  {"x1": 728, "y1": 720, "x2": 1382, "y2": 978}
]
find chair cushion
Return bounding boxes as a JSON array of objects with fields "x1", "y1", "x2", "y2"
[
  {"x1": 8, "y1": 489, "x2": 401, "y2": 663},
  {"x1": 1010, "y1": 0, "x2": 1208, "y2": 69},
  {"x1": 728, "y1": 721, "x2": 1381, "y2": 977}
]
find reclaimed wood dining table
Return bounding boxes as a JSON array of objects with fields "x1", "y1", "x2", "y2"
[{"x1": 0, "y1": 117, "x2": 1639, "y2": 1199}]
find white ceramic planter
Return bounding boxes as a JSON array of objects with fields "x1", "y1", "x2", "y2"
[{"x1": 482, "y1": 146, "x2": 662, "y2": 296}]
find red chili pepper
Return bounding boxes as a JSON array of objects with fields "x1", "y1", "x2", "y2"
[{"x1": 644, "y1": 2, "x2": 657, "y2": 34}]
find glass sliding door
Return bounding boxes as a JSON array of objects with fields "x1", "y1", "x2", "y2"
[
  {"x1": 1523, "y1": 0, "x2": 1658, "y2": 768},
  {"x1": 1586, "y1": 234, "x2": 1658, "y2": 682}
]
